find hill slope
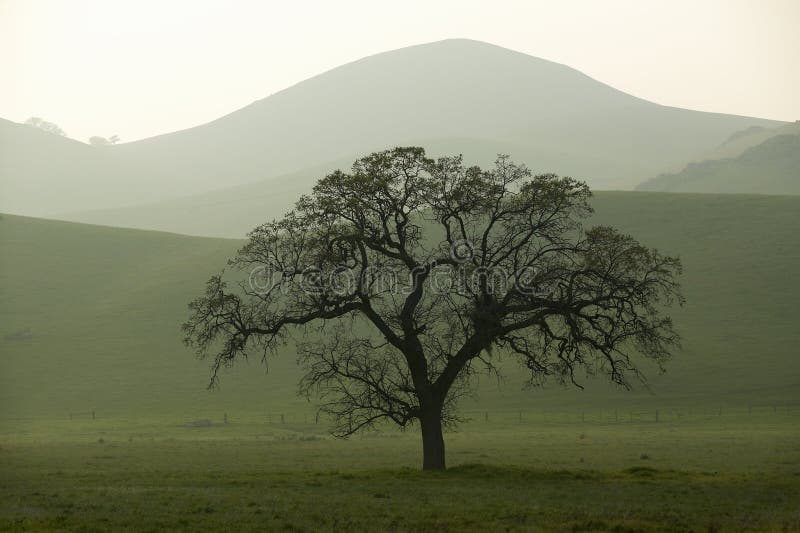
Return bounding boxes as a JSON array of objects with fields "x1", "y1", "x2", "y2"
[
  {"x1": 653, "y1": 121, "x2": 800, "y2": 175},
  {"x1": 56, "y1": 160, "x2": 346, "y2": 238},
  {"x1": 710, "y1": 122, "x2": 800, "y2": 160},
  {"x1": 638, "y1": 133, "x2": 800, "y2": 194},
  {"x1": 1, "y1": 39, "x2": 784, "y2": 218},
  {"x1": 60, "y1": 140, "x2": 587, "y2": 238},
  {"x1": 2, "y1": 191, "x2": 799, "y2": 421},
  {"x1": 0, "y1": 119, "x2": 121, "y2": 215},
  {"x1": 101, "y1": 39, "x2": 785, "y2": 192}
]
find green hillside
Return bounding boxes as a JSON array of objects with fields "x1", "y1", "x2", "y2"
[
  {"x1": 2, "y1": 191, "x2": 799, "y2": 423},
  {"x1": 0, "y1": 217, "x2": 289, "y2": 419},
  {"x1": 638, "y1": 133, "x2": 800, "y2": 194},
  {"x1": 1, "y1": 39, "x2": 785, "y2": 218}
]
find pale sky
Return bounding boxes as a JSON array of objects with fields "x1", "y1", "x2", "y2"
[{"x1": 1, "y1": 0, "x2": 797, "y2": 143}]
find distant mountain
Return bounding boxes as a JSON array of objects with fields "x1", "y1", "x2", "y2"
[
  {"x1": 655, "y1": 121, "x2": 800, "y2": 174},
  {"x1": 57, "y1": 137, "x2": 629, "y2": 238},
  {"x1": 57, "y1": 163, "x2": 336, "y2": 238},
  {"x1": 0, "y1": 118, "x2": 116, "y2": 215},
  {"x1": 637, "y1": 133, "x2": 800, "y2": 195},
  {"x1": 1, "y1": 39, "x2": 785, "y2": 217},
  {"x1": 716, "y1": 122, "x2": 800, "y2": 155}
]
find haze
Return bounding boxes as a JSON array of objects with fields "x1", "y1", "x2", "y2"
[
  {"x1": 2, "y1": 1, "x2": 800, "y2": 529},
  {"x1": 1, "y1": 0, "x2": 798, "y2": 143}
]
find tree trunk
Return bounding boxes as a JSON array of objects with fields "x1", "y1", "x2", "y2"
[{"x1": 420, "y1": 404, "x2": 446, "y2": 471}]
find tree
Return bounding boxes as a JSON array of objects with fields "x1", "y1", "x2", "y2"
[
  {"x1": 183, "y1": 147, "x2": 683, "y2": 470},
  {"x1": 89, "y1": 134, "x2": 120, "y2": 146},
  {"x1": 24, "y1": 116, "x2": 66, "y2": 137}
]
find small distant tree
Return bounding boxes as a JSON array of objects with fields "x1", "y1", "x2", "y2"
[
  {"x1": 24, "y1": 117, "x2": 66, "y2": 137},
  {"x1": 183, "y1": 147, "x2": 683, "y2": 470},
  {"x1": 88, "y1": 134, "x2": 120, "y2": 146}
]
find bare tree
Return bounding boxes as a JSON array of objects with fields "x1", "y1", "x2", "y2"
[{"x1": 183, "y1": 147, "x2": 683, "y2": 470}]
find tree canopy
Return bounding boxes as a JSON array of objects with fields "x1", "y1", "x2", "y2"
[
  {"x1": 89, "y1": 134, "x2": 120, "y2": 146},
  {"x1": 24, "y1": 116, "x2": 66, "y2": 137},
  {"x1": 183, "y1": 147, "x2": 683, "y2": 470}
]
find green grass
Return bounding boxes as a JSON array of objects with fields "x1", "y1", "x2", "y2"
[
  {"x1": 1, "y1": 413, "x2": 798, "y2": 531},
  {"x1": 2, "y1": 193, "x2": 799, "y2": 529},
  {"x1": 3, "y1": 192, "x2": 800, "y2": 423}
]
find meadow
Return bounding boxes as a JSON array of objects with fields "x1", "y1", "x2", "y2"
[
  {"x1": 1, "y1": 191, "x2": 799, "y2": 530},
  {"x1": 1, "y1": 410, "x2": 798, "y2": 531}
]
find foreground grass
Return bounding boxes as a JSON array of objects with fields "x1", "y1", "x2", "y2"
[{"x1": 1, "y1": 414, "x2": 798, "y2": 531}]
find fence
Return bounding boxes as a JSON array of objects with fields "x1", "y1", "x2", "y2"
[
  {"x1": 457, "y1": 403, "x2": 799, "y2": 426},
  {"x1": 2, "y1": 402, "x2": 797, "y2": 430}
]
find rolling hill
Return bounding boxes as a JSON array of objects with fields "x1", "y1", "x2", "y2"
[
  {"x1": 2, "y1": 191, "x2": 799, "y2": 422},
  {"x1": 59, "y1": 139, "x2": 597, "y2": 238},
  {"x1": 0, "y1": 118, "x2": 121, "y2": 215},
  {"x1": 709, "y1": 121, "x2": 800, "y2": 161},
  {"x1": 638, "y1": 133, "x2": 800, "y2": 194},
  {"x1": 1, "y1": 39, "x2": 785, "y2": 219},
  {"x1": 56, "y1": 160, "x2": 347, "y2": 238},
  {"x1": 651, "y1": 121, "x2": 800, "y2": 175}
]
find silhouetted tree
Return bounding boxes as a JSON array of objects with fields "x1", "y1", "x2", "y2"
[
  {"x1": 183, "y1": 147, "x2": 683, "y2": 470},
  {"x1": 88, "y1": 134, "x2": 120, "y2": 146},
  {"x1": 24, "y1": 116, "x2": 66, "y2": 137}
]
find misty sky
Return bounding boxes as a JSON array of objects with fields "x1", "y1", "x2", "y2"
[{"x1": 1, "y1": 0, "x2": 797, "y2": 143}]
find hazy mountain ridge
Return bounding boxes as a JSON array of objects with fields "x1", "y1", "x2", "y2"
[
  {"x1": 638, "y1": 132, "x2": 800, "y2": 194},
  {"x1": 654, "y1": 121, "x2": 800, "y2": 173},
  {"x1": 1, "y1": 39, "x2": 785, "y2": 219},
  {"x1": 56, "y1": 136, "x2": 647, "y2": 238}
]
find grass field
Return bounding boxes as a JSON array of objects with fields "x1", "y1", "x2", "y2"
[
  {"x1": 2, "y1": 191, "x2": 799, "y2": 530},
  {"x1": 2, "y1": 192, "x2": 799, "y2": 420},
  {"x1": 1, "y1": 412, "x2": 798, "y2": 531}
]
